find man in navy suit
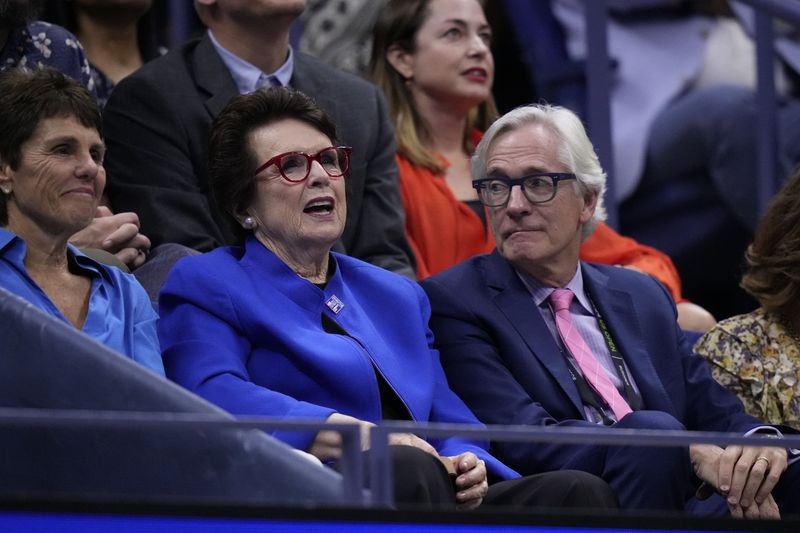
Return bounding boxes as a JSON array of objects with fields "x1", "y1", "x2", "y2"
[
  {"x1": 102, "y1": 0, "x2": 414, "y2": 278},
  {"x1": 421, "y1": 104, "x2": 799, "y2": 517}
]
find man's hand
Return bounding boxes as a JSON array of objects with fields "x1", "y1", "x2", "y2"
[
  {"x1": 716, "y1": 444, "x2": 787, "y2": 508},
  {"x1": 691, "y1": 443, "x2": 787, "y2": 518},
  {"x1": 730, "y1": 493, "x2": 780, "y2": 520},
  {"x1": 446, "y1": 452, "x2": 488, "y2": 510},
  {"x1": 69, "y1": 206, "x2": 151, "y2": 269}
]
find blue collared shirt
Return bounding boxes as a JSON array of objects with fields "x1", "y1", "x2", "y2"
[
  {"x1": 518, "y1": 264, "x2": 640, "y2": 423},
  {"x1": 0, "y1": 229, "x2": 164, "y2": 375},
  {"x1": 207, "y1": 29, "x2": 294, "y2": 94}
]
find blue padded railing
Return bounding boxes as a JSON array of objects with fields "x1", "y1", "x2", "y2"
[
  {"x1": 582, "y1": 0, "x2": 615, "y2": 227},
  {"x1": 0, "y1": 407, "x2": 365, "y2": 505},
  {"x1": 1, "y1": 408, "x2": 798, "y2": 510},
  {"x1": 366, "y1": 420, "x2": 800, "y2": 507},
  {"x1": 743, "y1": 0, "x2": 800, "y2": 215},
  {"x1": 0, "y1": 287, "x2": 350, "y2": 507}
]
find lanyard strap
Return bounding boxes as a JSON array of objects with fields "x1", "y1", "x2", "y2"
[
  {"x1": 561, "y1": 352, "x2": 616, "y2": 425},
  {"x1": 583, "y1": 289, "x2": 644, "y2": 411}
]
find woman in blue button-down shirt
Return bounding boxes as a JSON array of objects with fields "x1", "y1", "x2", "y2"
[{"x1": 0, "y1": 67, "x2": 163, "y2": 375}]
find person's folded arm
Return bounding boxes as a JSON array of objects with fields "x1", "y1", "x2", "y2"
[{"x1": 158, "y1": 264, "x2": 337, "y2": 451}]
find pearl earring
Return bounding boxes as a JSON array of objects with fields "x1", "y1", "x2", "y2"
[
  {"x1": 242, "y1": 216, "x2": 256, "y2": 229},
  {"x1": 0, "y1": 186, "x2": 10, "y2": 195}
]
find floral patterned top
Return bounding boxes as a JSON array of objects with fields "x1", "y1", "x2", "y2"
[
  {"x1": 0, "y1": 21, "x2": 98, "y2": 101},
  {"x1": 694, "y1": 308, "x2": 800, "y2": 428}
]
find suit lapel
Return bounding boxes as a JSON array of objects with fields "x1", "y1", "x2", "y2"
[
  {"x1": 581, "y1": 264, "x2": 672, "y2": 413},
  {"x1": 290, "y1": 53, "x2": 340, "y2": 120},
  {"x1": 483, "y1": 252, "x2": 585, "y2": 415},
  {"x1": 193, "y1": 35, "x2": 240, "y2": 119},
  {"x1": 190, "y1": 42, "x2": 341, "y2": 120}
]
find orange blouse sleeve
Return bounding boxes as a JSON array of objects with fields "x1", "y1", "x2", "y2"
[{"x1": 580, "y1": 222, "x2": 684, "y2": 302}]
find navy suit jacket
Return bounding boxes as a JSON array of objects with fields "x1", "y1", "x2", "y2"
[
  {"x1": 421, "y1": 251, "x2": 761, "y2": 475},
  {"x1": 103, "y1": 35, "x2": 414, "y2": 277}
]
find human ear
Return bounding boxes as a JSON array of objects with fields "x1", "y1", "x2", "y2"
[
  {"x1": 386, "y1": 44, "x2": 414, "y2": 81},
  {"x1": 579, "y1": 190, "x2": 598, "y2": 224},
  {"x1": 0, "y1": 162, "x2": 12, "y2": 195}
]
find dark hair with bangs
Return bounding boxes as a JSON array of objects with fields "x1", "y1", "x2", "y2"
[
  {"x1": 0, "y1": 67, "x2": 102, "y2": 225},
  {"x1": 208, "y1": 87, "x2": 339, "y2": 244}
]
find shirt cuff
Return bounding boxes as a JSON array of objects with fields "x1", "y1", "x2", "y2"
[{"x1": 746, "y1": 426, "x2": 800, "y2": 465}]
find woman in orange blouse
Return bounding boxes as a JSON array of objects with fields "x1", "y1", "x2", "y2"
[{"x1": 369, "y1": 0, "x2": 714, "y2": 332}]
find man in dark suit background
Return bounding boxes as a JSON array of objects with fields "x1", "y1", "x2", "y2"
[
  {"x1": 421, "y1": 103, "x2": 799, "y2": 517},
  {"x1": 102, "y1": 0, "x2": 414, "y2": 278}
]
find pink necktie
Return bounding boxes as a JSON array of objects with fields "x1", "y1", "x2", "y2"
[{"x1": 549, "y1": 288, "x2": 632, "y2": 420}]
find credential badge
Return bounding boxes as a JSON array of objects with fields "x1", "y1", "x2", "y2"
[{"x1": 325, "y1": 295, "x2": 345, "y2": 314}]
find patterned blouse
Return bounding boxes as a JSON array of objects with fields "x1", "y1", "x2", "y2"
[
  {"x1": 694, "y1": 308, "x2": 800, "y2": 428},
  {"x1": 0, "y1": 21, "x2": 98, "y2": 101}
]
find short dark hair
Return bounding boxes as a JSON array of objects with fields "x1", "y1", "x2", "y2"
[
  {"x1": 208, "y1": 87, "x2": 339, "y2": 244},
  {"x1": 741, "y1": 166, "x2": 800, "y2": 325},
  {"x1": 0, "y1": 66, "x2": 102, "y2": 225}
]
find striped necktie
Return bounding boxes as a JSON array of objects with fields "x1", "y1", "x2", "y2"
[{"x1": 549, "y1": 288, "x2": 632, "y2": 420}]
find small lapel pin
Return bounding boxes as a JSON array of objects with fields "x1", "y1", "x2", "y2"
[{"x1": 325, "y1": 295, "x2": 344, "y2": 314}]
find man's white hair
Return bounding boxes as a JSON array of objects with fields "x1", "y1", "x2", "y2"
[{"x1": 472, "y1": 104, "x2": 607, "y2": 239}]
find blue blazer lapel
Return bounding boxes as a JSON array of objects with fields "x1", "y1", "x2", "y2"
[
  {"x1": 484, "y1": 252, "x2": 585, "y2": 416},
  {"x1": 581, "y1": 263, "x2": 673, "y2": 414}
]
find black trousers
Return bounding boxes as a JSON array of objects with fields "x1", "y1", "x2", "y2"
[{"x1": 388, "y1": 445, "x2": 618, "y2": 511}]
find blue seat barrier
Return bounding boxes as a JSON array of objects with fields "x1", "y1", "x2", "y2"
[
  {"x1": 366, "y1": 421, "x2": 800, "y2": 508},
  {"x1": 0, "y1": 287, "x2": 351, "y2": 507},
  {"x1": 3, "y1": 407, "x2": 797, "y2": 512}
]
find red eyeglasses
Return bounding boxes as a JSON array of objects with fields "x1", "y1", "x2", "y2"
[{"x1": 255, "y1": 146, "x2": 352, "y2": 183}]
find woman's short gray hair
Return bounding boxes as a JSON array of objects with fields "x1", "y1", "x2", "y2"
[{"x1": 471, "y1": 104, "x2": 607, "y2": 240}]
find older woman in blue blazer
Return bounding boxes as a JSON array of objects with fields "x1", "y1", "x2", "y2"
[{"x1": 157, "y1": 87, "x2": 615, "y2": 510}]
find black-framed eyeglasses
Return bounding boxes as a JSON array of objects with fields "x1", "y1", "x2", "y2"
[
  {"x1": 472, "y1": 173, "x2": 577, "y2": 207},
  {"x1": 255, "y1": 146, "x2": 353, "y2": 183}
]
